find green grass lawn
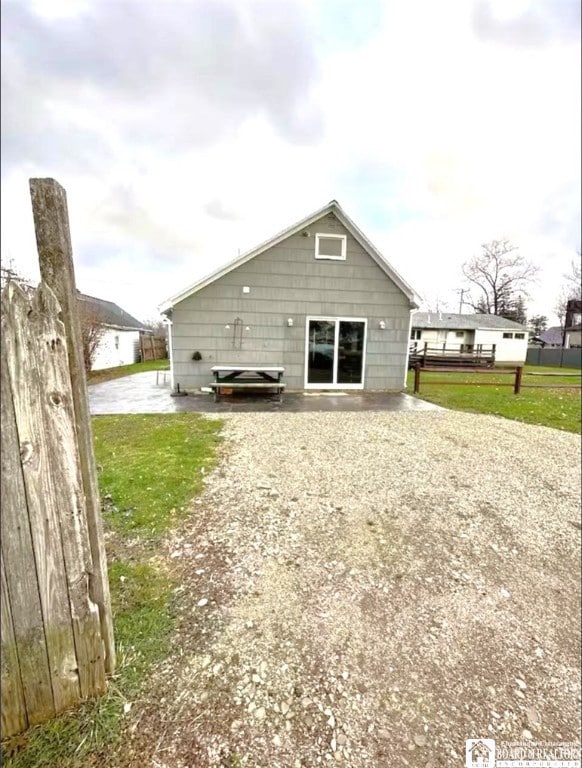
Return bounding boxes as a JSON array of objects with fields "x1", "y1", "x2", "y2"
[
  {"x1": 87, "y1": 359, "x2": 169, "y2": 386},
  {"x1": 2, "y1": 413, "x2": 222, "y2": 768},
  {"x1": 408, "y1": 364, "x2": 581, "y2": 433}
]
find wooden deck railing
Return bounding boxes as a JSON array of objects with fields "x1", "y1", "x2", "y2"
[{"x1": 408, "y1": 342, "x2": 496, "y2": 369}]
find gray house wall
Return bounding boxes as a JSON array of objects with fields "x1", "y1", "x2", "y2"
[{"x1": 170, "y1": 214, "x2": 413, "y2": 391}]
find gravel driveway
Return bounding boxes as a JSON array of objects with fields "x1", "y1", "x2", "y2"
[{"x1": 118, "y1": 411, "x2": 581, "y2": 768}]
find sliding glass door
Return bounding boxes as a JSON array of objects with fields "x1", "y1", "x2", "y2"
[{"x1": 305, "y1": 317, "x2": 367, "y2": 388}]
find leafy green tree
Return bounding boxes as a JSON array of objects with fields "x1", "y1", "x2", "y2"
[{"x1": 529, "y1": 314, "x2": 548, "y2": 336}]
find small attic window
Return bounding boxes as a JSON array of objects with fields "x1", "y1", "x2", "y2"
[{"x1": 315, "y1": 233, "x2": 346, "y2": 260}]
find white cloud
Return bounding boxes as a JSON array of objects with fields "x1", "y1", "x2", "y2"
[{"x1": 1, "y1": 0, "x2": 579, "y2": 325}]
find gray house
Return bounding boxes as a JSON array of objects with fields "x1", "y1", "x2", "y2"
[{"x1": 159, "y1": 201, "x2": 420, "y2": 392}]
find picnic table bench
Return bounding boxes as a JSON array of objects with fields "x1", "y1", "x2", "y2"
[{"x1": 209, "y1": 365, "x2": 286, "y2": 402}]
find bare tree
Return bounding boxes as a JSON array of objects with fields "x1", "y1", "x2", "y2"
[
  {"x1": 0, "y1": 262, "x2": 35, "y2": 292},
  {"x1": 419, "y1": 293, "x2": 452, "y2": 314},
  {"x1": 555, "y1": 253, "x2": 582, "y2": 328},
  {"x1": 554, "y1": 251, "x2": 582, "y2": 328},
  {"x1": 554, "y1": 289, "x2": 570, "y2": 329},
  {"x1": 564, "y1": 253, "x2": 582, "y2": 297},
  {"x1": 78, "y1": 303, "x2": 106, "y2": 371},
  {"x1": 142, "y1": 315, "x2": 169, "y2": 338},
  {"x1": 462, "y1": 240, "x2": 539, "y2": 319}
]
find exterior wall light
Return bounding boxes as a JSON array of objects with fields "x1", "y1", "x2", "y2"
[
  {"x1": 287, "y1": 318, "x2": 294, "y2": 327},
  {"x1": 379, "y1": 320, "x2": 386, "y2": 330}
]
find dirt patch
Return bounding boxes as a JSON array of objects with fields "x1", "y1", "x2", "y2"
[{"x1": 111, "y1": 412, "x2": 581, "y2": 767}]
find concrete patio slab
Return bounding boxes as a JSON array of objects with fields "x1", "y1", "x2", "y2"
[{"x1": 89, "y1": 371, "x2": 443, "y2": 415}]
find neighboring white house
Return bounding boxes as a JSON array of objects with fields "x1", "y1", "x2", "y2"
[
  {"x1": 78, "y1": 293, "x2": 145, "y2": 371},
  {"x1": 411, "y1": 312, "x2": 529, "y2": 363}
]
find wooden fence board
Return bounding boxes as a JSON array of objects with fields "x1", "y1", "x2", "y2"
[
  {"x1": 34, "y1": 284, "x2": 106, "y2": 697},
  {"x1": 0, "y1": 345, "x2": 55, "y2": 729},
  {"x1": 1, "y1": 178, "x2": 114, "y2": 736},
  {"x1": 31, "y1": 178, "x2": 115, "y2": 674},
  {"x1": 1, "y1": 556, "x2": 28, "y2": 737},
  {"x1": 139, "y1": 332, "x2": 167, "y2": 362},
  {"x1": 3, "y1": 283, "x2": 81, "y2": 711}
]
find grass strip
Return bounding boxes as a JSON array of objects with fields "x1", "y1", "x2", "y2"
[
  {"x1": 87, "y1": 359, "x2": 169, "y2": 386},
  {"x1": 408, "y1": 364, "x2": 581, "y2": 433},
  {"x1": 2, "y1": 413, "x2": 222, "y2": 767}
]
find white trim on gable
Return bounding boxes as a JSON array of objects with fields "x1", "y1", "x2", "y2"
[
  {"x1": 159, "y1": 200, "x2": 420, "y2": 312},
  {"x1": 314, "y1": 232, "x2": 347, "y2": 260}
]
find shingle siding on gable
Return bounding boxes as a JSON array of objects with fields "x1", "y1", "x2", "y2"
[{"x1": 171, "y1": 215, "x2": 412, "y2": 391}]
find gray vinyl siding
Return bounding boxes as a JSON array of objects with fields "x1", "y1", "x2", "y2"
[{"x1": 170, "y1": 214, "x2": 412, "y2": 391}]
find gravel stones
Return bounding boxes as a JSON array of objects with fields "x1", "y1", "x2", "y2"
[{"x1": 121, "y1": 410, "x2": 581, "y2": 768}]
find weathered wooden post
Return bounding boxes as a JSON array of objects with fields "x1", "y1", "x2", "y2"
[
  {"x1": 514, "y1": 365, "x2": 523, "y2": 395},
  {"x1": 29, "y1": 179, "x2": 115, "y2": 674},
  {"x1": 414, "y1": 363, "x2": 421, "y2": 394}
]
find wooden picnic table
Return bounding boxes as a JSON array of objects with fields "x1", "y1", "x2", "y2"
[{"x1": 209, "y1": 365, "x2": 286, "y2": 403}]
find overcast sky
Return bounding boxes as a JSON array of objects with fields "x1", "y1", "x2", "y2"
[{"x1": 2, "y1": 0, "x2": 580, "y2": 324}]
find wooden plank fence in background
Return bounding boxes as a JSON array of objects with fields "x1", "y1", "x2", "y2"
[
  {"x1": 0, "y1": 179, "x2": 114, "y2": 739},
  {"x1": 139, "y1": 331, "x2": 167, "y2": 362}
]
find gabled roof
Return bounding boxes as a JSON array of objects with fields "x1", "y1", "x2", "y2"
[
  {"x1": 537, "y1": 325, "x2": 581, "y2": 345},
  {"x1": 536, "y1": 326, "x2": 562, "y2": 345},
  {"x1": 412, "y1": 312, "x2": 528, "y2": 331},
  {"x1": 78, "y1": 292, "x2": 145, "y2": 331},
  {"x1": 159, "y1": 200, "x2": 420, "y2": 312}
]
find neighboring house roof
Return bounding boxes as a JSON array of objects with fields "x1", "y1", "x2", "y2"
[
  {"x1": 537, "y1": 326, "x2": 564, "y2": 345},
  {"x1": 159, "y1": 200, "x2": 420, "y2": 312},
  {"x1": 536, "y1": 325, "x2": 581, "y2": 345},
  {"x1": 78, "y1": 292, "x2": 145, "y2": 331},
  {"x1": 411, "y1": 312, "x2": 528, "y2": 331}
]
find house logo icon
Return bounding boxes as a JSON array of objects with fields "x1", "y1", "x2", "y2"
[{"x1": 466, "y1": 739, "x2": 495, "y2": 768}]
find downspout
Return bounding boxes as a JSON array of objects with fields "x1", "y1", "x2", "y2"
[
  {"x1": 404, "y1": 305, "x2": 417, "y2": 388},
  {"x1": 162, "y1": 311, "x2": 175, "y2": 391}
]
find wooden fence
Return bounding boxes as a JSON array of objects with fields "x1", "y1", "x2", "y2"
[
  {"x1": 1, "y1": 179, "x2": 114, "y2": 738},
  {"x1": 139, "y1": 331, "x2": 167, "y2": 362},
  {"x1": 413, "y1": 364, "x2": 582, "y2": 394}
]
